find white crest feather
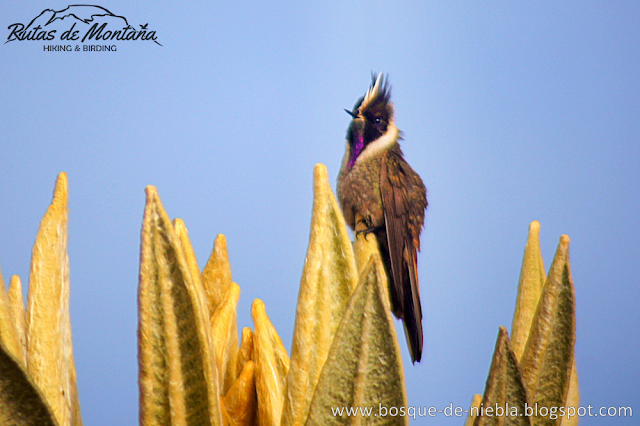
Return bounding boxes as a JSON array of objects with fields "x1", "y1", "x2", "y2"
[{"x1": 361, "y1": 72, "x2": 384, "y2": 111}]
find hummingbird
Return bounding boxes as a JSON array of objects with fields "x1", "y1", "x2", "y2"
[{"x1": 337, "y1": 74, "x2": 427, "y2": 363}]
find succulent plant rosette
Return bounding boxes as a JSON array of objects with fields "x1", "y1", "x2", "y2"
[{"x1": 0, "y1": 166, "x2": 577, "y2": 425}]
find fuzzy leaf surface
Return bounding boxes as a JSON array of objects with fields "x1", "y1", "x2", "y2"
[
  {"x1": 519, "y1": 236, "x2": 575, "y2": 426},
  {"x1": 305, "y1": 258, "x2": 407, "y2": 426},
  {"x1": 236, "y1": 327, "x2": 254, "y2": 377},
  {"x1": 252, "y1": 299, "x2": 290, "y2": 426},
  {"x1": 475, "y1": 327, "x2": 531, "y2": 426},
  {"x1": 0, "y1": 267, "x2": 21, "y2": 369},
  {"x1": 25, "y1": 173, "x2": 82, "y2": 426},
  {"x1": 202, "y1": 234, "x2": 233, "y2": 315},
  {"x1": 281, "y1": 163, "x2": 359, "y2": 426},
  {"x1": 138, "y1": 186, "x2": 222, "y2": 426},
  {"x1": 222, "y1": 360, "x2": 258, "y2": 426},
  {"x1": 0, "y1": 339, "x2": 58, "y2": 426},
  {"x1": 464, "y1": 394, "x2": 482, "y2": 426},
  {"x1": 559, "y1": 363, "x2": 579, "y2": 426},
  {"x1": 211, "y1": 282, "x2": 240, "y2": 395},
  {"x1": 511, "y1": 220, "x2": 546, "y2": 360},
  {"x1": 7, "y1": 276, "x2": 26, "y2": 367}
]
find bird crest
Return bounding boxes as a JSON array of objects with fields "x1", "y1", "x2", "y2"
[{"x1": 360, "y1": 72, "x2": 391, "y2": 113}]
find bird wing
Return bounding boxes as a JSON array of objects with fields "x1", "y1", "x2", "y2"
[{"x1": 380, "y1": 149, "x2": 427, "y2": 362}]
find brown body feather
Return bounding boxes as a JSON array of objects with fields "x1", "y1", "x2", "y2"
[
  {"x1": 338, "y1": 143, "x2": 427, "y2": 362},
  {"x1": 338, "y1": 74, "x2": 427, "y2": 363}
]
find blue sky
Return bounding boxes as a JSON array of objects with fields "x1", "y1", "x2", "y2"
[{"x1": 1, "y1": 1, "x2": 638, "y2": 425}]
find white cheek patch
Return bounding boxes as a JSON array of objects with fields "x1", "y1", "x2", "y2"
[{"x1": 355, "y1": 122, "x2": 399, "y2": 165}]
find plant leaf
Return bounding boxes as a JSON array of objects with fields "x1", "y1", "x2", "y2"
[
  {"x1": 173, "y1": 219, "x2": 204, "y2": 294},
  {"x1": 463, "y1": 394, "x2": 482, "y2": 426},
  {"x1": 202, "y1": 234, "x2": 233, "y2": 316},
  {"x1": 138, "y1": 186, "x2": 222, "y2": 426},
  {"x1": 222, "y1": 360, "x2": 258, "y2": 426},
  {"x1": 474, "y1": 327, "x2": 531, "y2": 426},
  {"x1": 26, "y1": 172, "x2": 83, "y2": 426},
  {"x1": 8, "y1": 275, "x2": 27, "y2": 367},
  {"x1": 211, "y1": 282, "x2": 240, "y2": 396},
  {"x1": 511, "y1": 220, "x2": 546, "y2": 360},
  {"x1": 0, "y1": 338, "x2": 58, "y2": 426},
  {"x1": 519, "y1": 236, "x2": 575, "y2": 426},
  {"x1": 0, "y1": 266, "x2": 21, "y2": 369},
  {"x1": 252, "y1": 299, "x2": 289, "y2": 426},
  {"x1": 304, "y1": 257, "x2": 407, "y2": 426},
  {"x1": 559, "y1": 363, "x2": 579, "y2": 426},
  {"x1": 175, "y1": 219, "x2": 241, "y2": 395},
  {"x1": 201, "y1": 234, "x2": 241, "y2": 398},
  {"x1": 281, "y1": 163, "x2": 359, "y2": 426},
  {"x1": 236, "y1": 327, "x2": 254, "y2": 377}
]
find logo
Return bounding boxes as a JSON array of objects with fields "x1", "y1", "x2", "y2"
[{"x1": 6, "y1": 4, "x2": 161, "y2": 51}]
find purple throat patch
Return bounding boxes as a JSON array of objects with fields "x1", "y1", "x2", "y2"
[{"x1": 348, "y1": 133, "x2": 365, "y2": 169}]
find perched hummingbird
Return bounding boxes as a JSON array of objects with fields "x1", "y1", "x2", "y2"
[{"x1": 337, "y1": 74, "x2": 427, "y2": 363}]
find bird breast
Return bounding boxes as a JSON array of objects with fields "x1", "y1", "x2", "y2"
[{"x1": 338, "y1": 155, "x2": 385, "y2": 231}]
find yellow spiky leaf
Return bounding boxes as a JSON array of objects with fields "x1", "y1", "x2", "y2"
[
  {"x1": 174, "y1": 218, "x2": 204, "y2": 292},
  {"x1": 463, "y1": 394, "x2": 482, "y2": 426},
  {"x1": 138, "y1": 186, "x2": 222, "y2": 426},
  {"x1": 26, "y1": 172, "x2": 82, "y2": 426},
  {"x1": 559, "y1": 363, "x2": 579, "y2": 426},
  {"x1": 236, "y1": 327, "x2": 254, "y2": 377},
  {"x1": 519, "y1": 236, "x2": 575, "y2": 426},
  {"x1": 0, "y1": 338, "x2": 58, "y2": 426},
  {"x1": 304, "y1": 257, "x2": 407, "y2": 426},
  {"x1": 474, "y1": 327, "x2": 531, "y2": 426},
  {"x1": 252, "y1": 299, "x2": 289, "y2": 426},
  {"x1": 281, "y1": 163, "x2": 358, "y2": 426},
  {"x1": 222, "y1": 360, "x2": 258, "y2": 426},
  {"x1": 0, "y1": 266, "x2": 21, "y2": 369},
  {"x1": 202, "y1": 234, "x2": 233, "y2": 316},
  {"x1": 8, "y1": 275, "x2": 26, "y2": 367},
  {"x1": 511, "y1": 220, "x2": 546, "y2": 360},
  {"x1": 211, "y1": 282, "x2": 240, "y2": 396}
]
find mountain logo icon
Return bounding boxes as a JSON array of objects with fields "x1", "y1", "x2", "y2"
[{"x1": 6, "y1": 5, "x2": 162, "y2": 46}]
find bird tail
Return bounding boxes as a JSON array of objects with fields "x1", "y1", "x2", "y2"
[
  {"x1": 402, "y1": 249, "x2": 423, "y2": 363},
  {"x1": 375, "y1": 230, "x2": 423, "y2": 363}
]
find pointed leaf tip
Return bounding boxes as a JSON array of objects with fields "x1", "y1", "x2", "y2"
[
  {"x1": 511, "y1": 220, "x2": 546, "y2": 360},
  {"x1": 138, "y1": 187, "x2": 222, "y2": 426},
  {"x1": 202, "y1": 234, "x2": 233, "y2": 314},
  {"x1": 222, "y1": 360, "x2": 257, "y2": 426},
  {"x1": 463, "y1": 394, "x2": 482, "y2": 426},
  {"x1": 282, "y1": 163, "x2": 358, "y2": 426},
  {"x1": 53, "y1": 172, "x2": 68, "y2": 202},
  {"x1": 236, "y1": 327, "x2": 254, "y2": 376},
  {"x1": 0, "y1": 271, "x2": 21, "y2": 373},
  {"x1": 252, "y1": 299, "x2": 289, "y2": 426},
  {"x1": 144, "y1": 185, "x2": 158, "y2": 201},
  {"x1": 312, "y1": 164, "x2": 330, "y2": 202},
  {"x1": 475, "y1": 327, "x2": 531, "y2": 426},
  {"x1": 313, "y1": 163, "x2": 328, "y2": 182},
  {"x1": 211, "y1": 281, "x2": 240, "y2": 395},
  {"x1": 519, "y1": 234, "x2": 575, "y2": 424},
  {"x1": 27, "y1": 171, "x2": 79, "y2": 426},
  {"x1": 8, "y1": 275, "x2": 26, "y2": 367},
  {"x1": 304, "y1": 258, "x2": 407, "y2": 426}
]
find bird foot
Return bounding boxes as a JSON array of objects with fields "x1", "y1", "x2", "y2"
[{"x1": 355, "y1": 226, "x2": 380, "y2": 241}]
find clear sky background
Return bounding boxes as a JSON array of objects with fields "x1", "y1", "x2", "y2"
[{"x1": 1, "y1": 1, "x2": 638, "y2": 425}]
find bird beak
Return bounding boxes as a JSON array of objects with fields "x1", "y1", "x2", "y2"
[{"x1": 344, "y1": 108, "x2": 357, "y2": 118}]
